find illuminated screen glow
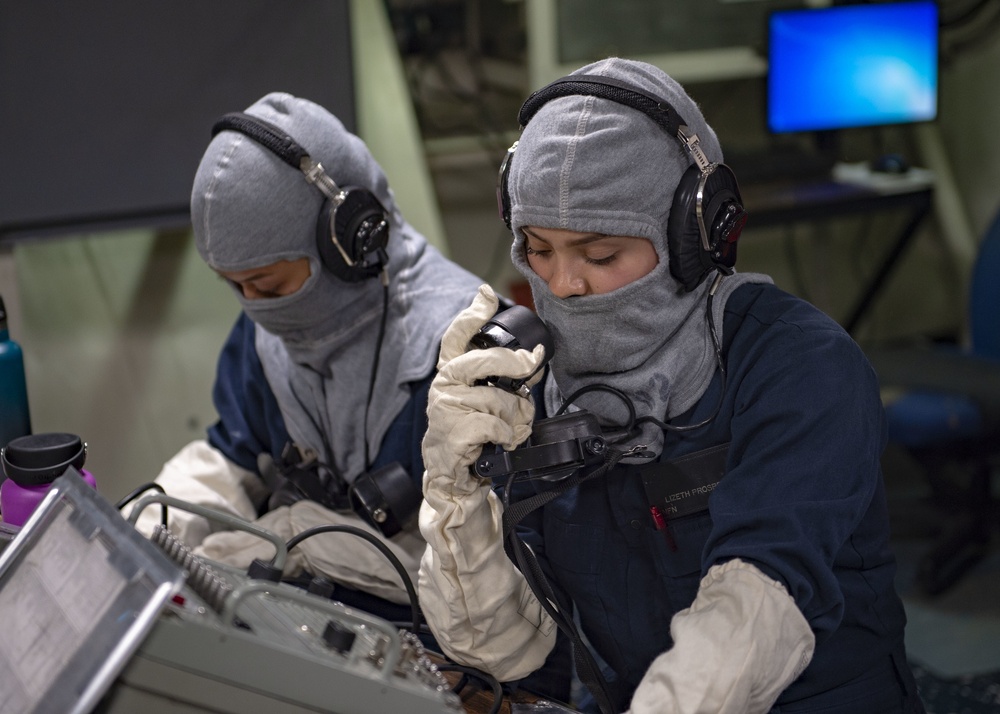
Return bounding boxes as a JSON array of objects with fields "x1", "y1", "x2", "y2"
[{"x1": 767, "y1": 1, "x2": 938, "y2": 133}]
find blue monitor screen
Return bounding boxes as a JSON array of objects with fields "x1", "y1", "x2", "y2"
[{"x1": 767, "y1": 1, "x2": 938, "y2": 134}]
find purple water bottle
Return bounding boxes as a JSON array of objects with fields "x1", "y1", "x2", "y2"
[{"x1": 1, "y1": 432, "x2": 97, "y2": 527}]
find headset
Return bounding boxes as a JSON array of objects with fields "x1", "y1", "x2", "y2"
[
  {"x1": 496, "y1": 74, "x2": 749, "y2": 292},
  {"x1": 212, "y1": 112, "x2": 390, "y2": 283}
]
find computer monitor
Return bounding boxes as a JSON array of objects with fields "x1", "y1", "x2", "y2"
[{"x1": 767, "y1": 1, "x2": 939, "y2": 134}]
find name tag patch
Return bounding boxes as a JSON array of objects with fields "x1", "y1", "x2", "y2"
[{"x1": 640, "y1": 443, "x2": 729, "y2": 519}]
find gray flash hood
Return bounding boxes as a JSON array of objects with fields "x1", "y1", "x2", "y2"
[
  {"x1": 192, "y1": 92, "x2": 482, "y2": 479},
  {"x1": 506, "y1": 58, "x2": 771, "y2": 457}
]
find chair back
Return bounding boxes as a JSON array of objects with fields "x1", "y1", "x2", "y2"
[{"x1": 969, "y1": 207, "x2": 1000, "y2": 360}]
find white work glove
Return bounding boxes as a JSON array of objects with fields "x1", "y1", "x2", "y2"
[
  {"x1": 423, "y1": 284, "x2": 545, "y2": 494},
  {"x1": 628, "y1": 558, "x2": 815, "y2": 714},
  {"x1": 130, "y1": 439, "x2": 268, "y2": 547},
  {"x1": 418, "y1": 284, "x2": 556, "y2": 681},
  {"x1": 195, "y1": 500, "x2": 425, "y2": 605}
]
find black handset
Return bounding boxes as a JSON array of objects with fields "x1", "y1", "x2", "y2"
[
  {"x1": 468, "y1": 304, "x2": 554, "y2": 394},
  {"x1": 469, "y1": 306, "x2": 607, "y2": 482}
]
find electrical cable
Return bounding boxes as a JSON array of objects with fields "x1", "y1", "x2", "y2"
[
  {"x1": 282, "y1": 524, "x2": 421, "y2": 635},
  {"x1": 363, "y1": 273, "x2": 391, "y2": 470},
  {"x1": 555, "y1": 384, "x2": 636, "y2": 426},
  {"x1": 501, "y1": 464, "x2": 622, "y2": 714},
  {"x1": 437, "y1": 663, "x2": 505, "y2": 714},
  {"x1": 388, "y1": 620, "x2": 438, "y2": 640},
  {"x1": 451, "y1": 673, "x2": 471, "y2": 695},
  {"x1": 639, "y1": 274, "x2": 728, "y2": 434},
  {"x1": 115, "y1": 482, "x2": 167, "y2": 527},
  {"x1": 506, "y1": 278, "x2": 729, "y2": 461}
]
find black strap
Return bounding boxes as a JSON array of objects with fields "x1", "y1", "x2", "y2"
[
  {"x1": 501, "y1": 455, "x2": 612, "y2": 539},
  {"x1": 211, "y1": 111, "x2": 310, "y2": 170},
  {"x1": 260, "y1": 442, "x2": 352, "y2": 514},
  {"x1": 501, "y1": 450, "x2": 629, "y2": 714},
  {"x1": 518, "y1": 74, "x2": 686, "y2": 138}
]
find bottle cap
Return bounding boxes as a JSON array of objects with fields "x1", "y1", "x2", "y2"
[{"x1": 1, "y1": 433, "x2": 87, "y2": 486}]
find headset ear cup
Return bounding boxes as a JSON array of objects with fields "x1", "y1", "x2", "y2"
[
  {"x1": 337, "y1": 188, "x2": 389, "y2": 262},
  {"x1": 702, "y1": 172, "x2": 746, "y2": 272},
  {"x1": 667, "y1": 166, "x2": 711, "y2": 291},
  {"x1": 668, "y1": 164, "x2": 747, "y2": 292},
  {"x1": 315, "y1": 188, "x2": 389, "y2": 282},
  {"x1": 497, "y1": 144, "x2": 516, "y2": 230},
  {"x1": 315, "y1": 199, "x2": 354, "y2": 282}
]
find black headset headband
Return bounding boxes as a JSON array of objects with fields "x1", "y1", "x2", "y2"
[
  {"x1": 212, "y1": 112, "x2": 310, "y2": 171},
  {"x1": 518, "y1": 74, "x2": 688, "y2": 139}
]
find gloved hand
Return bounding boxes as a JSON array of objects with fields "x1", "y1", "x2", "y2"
[
  {"x1": 418, "y1": 284, "x2": 556, "y2": 681},
  {"x1": 196, "y1": 500, "x2": 425, "y2": 605},
  {"x1": 422, "y1": 283, "x2": 546, "y2": 499},
  {"x1": 628, "y1": 558, "x2": 815, "y2": 714},
  {"x1": 130, "y1": 439, "x2": 268, "y2": 547}
]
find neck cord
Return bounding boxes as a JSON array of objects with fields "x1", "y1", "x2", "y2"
[
  {"x1": 500, "y1": 450, "x2": 637, "y2": 714},
  {"x1": 363, "y1": 270, "x2": 390, "y2": 469},
  {"x1": 636, "y1": 271, "x2": 728, "y2": 435}
]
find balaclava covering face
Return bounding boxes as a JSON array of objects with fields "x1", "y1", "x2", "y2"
[
  {"x1": 507, "y1": 58, "x2": 772, "y2": 458},
  {"x1": 192, "y1": 92, "x2": 482, "y2": 480}
]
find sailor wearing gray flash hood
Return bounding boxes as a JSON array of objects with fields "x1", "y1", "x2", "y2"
[
  {"x1": 418, "y1": 59, "x2": 923, "y2": 713},
  {"x1": 135, "y1": 92, "x2": 482, "y2": 610},
  {"x1": 505, "y1": 60, "x2": 769, "y2": 460}
]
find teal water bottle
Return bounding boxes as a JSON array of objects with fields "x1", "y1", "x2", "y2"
[{"x1": 0, "y1": 295, "x2": 32, "y2": 476}]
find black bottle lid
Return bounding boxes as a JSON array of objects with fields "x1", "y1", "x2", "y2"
[{"x1": 1, "y1": 432, "x2": 87, "y2": 486}]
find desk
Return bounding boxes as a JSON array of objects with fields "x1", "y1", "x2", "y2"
[
  {"x1": 430, "y1": 652, "x2": 578, "y2": 714},
  {"x1": 739, "y1": 176, "x2": 934, "y2": 335},
  {"x1": 440, "y1": 672, "x2": 542, "y2": 714}
]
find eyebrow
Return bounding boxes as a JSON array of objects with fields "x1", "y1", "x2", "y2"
[{"x1": 522, "y1": 228, "x2": 611, "y2": 247}]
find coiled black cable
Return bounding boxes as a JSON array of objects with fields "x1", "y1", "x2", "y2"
[
  {"x1": 437, "y1": 663, "x2": 504, "y2": 714},
  {"x1": 115, "y1": 482, "x2": 167, "y2": 527},
  {"x1": 281, "y1": 524, "x2": 421, "y2": 635}
]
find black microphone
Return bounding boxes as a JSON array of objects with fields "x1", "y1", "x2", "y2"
[
  {"x1": 468, "y1": 304, "x2": 554, "y2": 394},
  {"x1": 468, "y1": 306, "x2": 607, "y2": 482}
]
